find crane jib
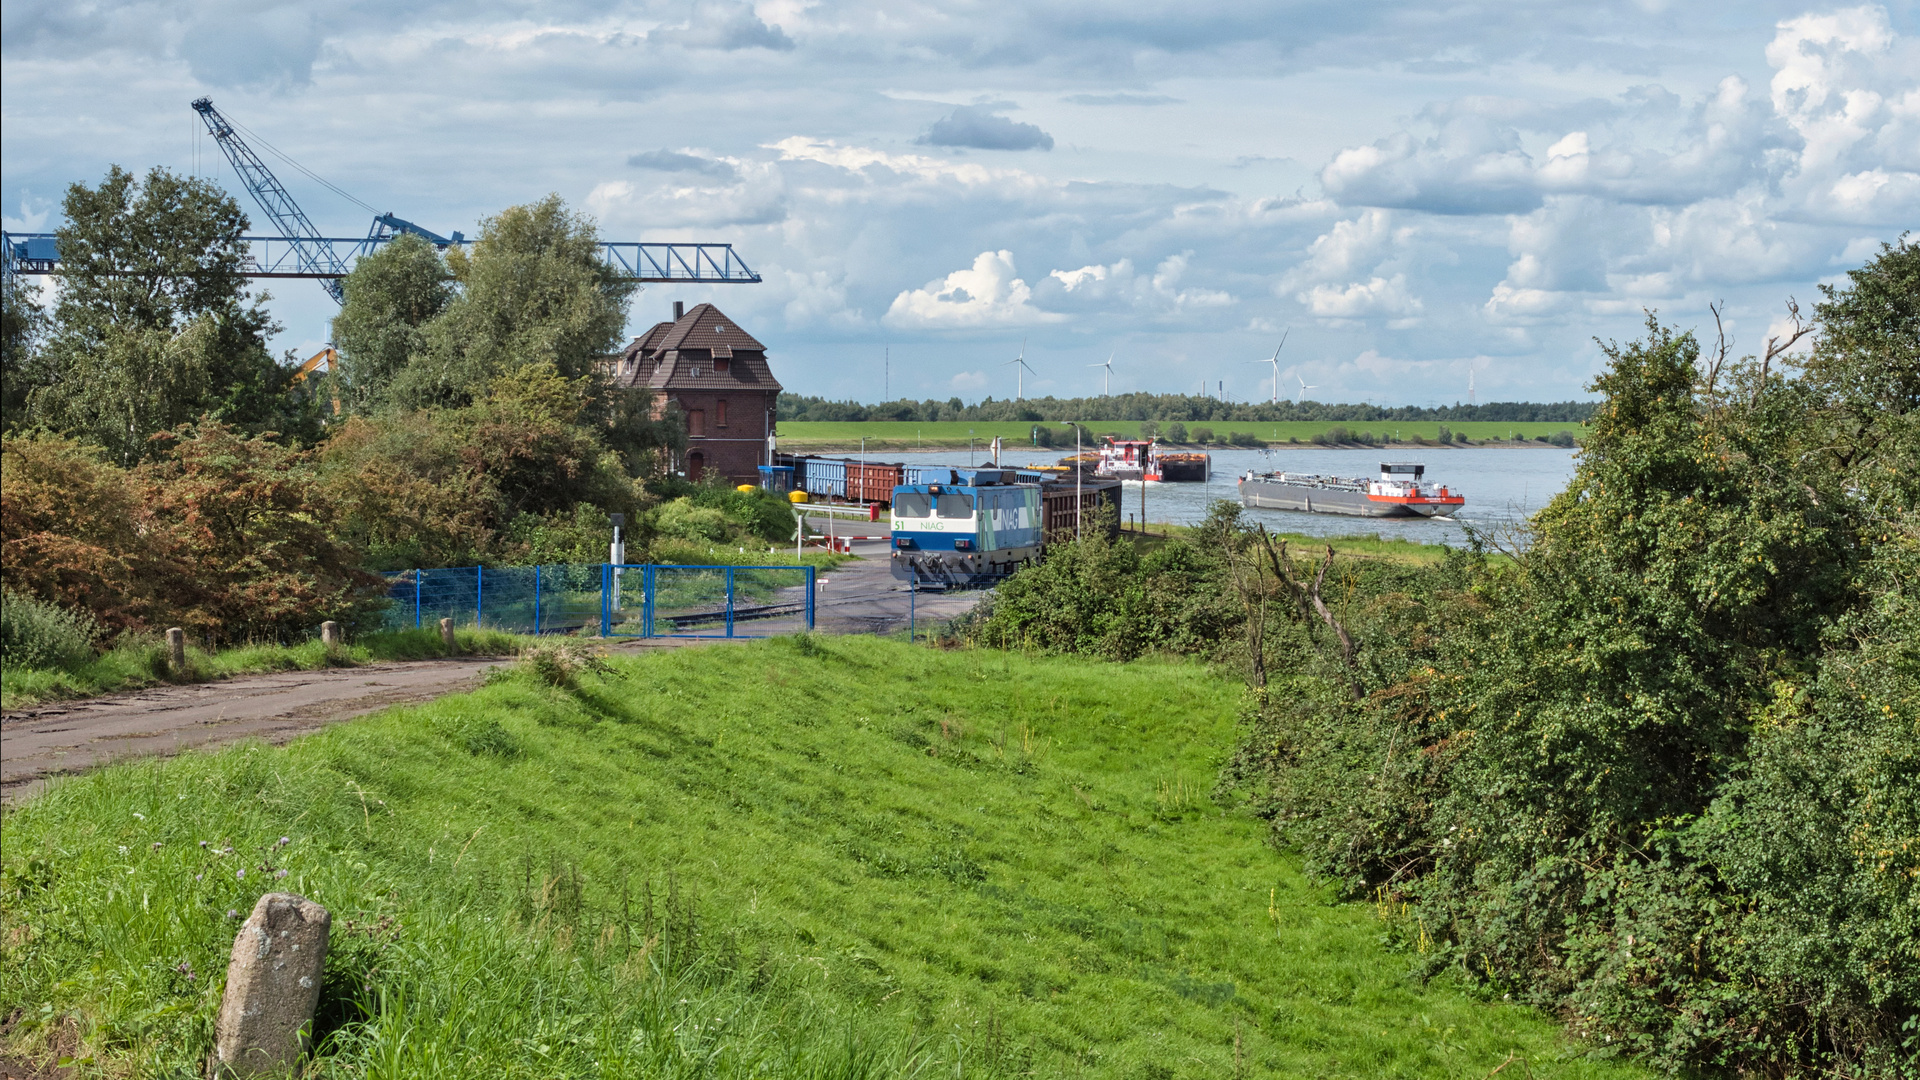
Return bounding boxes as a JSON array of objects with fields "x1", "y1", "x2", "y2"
[{"x1": 0, "y1": 98, "x2": 767, "y2": 300}]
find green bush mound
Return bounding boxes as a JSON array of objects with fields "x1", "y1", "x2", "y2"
[
  {"x1": 0, "y1": 589, "x2": 100, "y2": 671},
  {"x1": 0, "y1": 639, "x2": 1648, "y2": 1078}
]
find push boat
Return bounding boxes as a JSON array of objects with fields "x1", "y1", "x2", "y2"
[
  {"x1": 1088, "y1": 436, "x2": 1210, "y2": 482},
  {"x1": 1238, "y1": 462, "x2": 1465, "y2": 518}
]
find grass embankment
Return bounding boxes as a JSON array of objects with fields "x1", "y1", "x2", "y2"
[
  {"x1": 0, "y1": 627, "x2": 524, "y2": 712},
  {"x1": 779, "y1": 420, "x2": 1583, "y2": 451},
  {"x1": 1123, "y1": 526, "x2": 1464, "y2": 567},
  {"x1": 1, "y1": 638, "x2": 1647, "y2": 1078}
]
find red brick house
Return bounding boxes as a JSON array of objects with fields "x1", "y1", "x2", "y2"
[{"x1": 605, "y1": 302, "x2": 781, "y2": 485}]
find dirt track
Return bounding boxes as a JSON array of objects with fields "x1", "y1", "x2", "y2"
[{"x1": 0, "y1": 545, "x2": 990, "y2": 804}]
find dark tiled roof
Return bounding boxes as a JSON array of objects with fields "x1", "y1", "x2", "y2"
[{"x1": 602, "y1": 303, "x2": 779, "y2": 394}]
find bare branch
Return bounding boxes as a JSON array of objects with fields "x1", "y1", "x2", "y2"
[
  {"x1": 1704, "y1": 299, "x2": 1731, "y2": 405},
  {"x1": 1309, "y1": 545, "x2": 1364, "y2": 700},
  {"x1": 1754, "y1": 297, "x2": 1816, "y2": 406}
]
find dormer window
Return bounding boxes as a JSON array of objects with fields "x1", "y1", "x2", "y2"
[{"x1": 714, "y1": 357, "x2": 730, "y2": 374}]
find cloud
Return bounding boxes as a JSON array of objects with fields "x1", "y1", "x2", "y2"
[
  {"x1": 627, "y1": 149, "x2": 739, "y2": 181},
  {"x1": 884, "y1": 250, "x2": 1065, "y2": 329},
  {"x1": 1043, "y1": 252, "x2": 1232, "y2": 314},
  {"x1": 1064, "y1": 93, "x2": 1180, "y2": 106},
  {"x1": 950, "y1": 370, "x2": 989, "y2": 392},
  {"x1": 919, "y1": 106, "x2": 1054, "y2": 151},
  {"x1": 1300, "y1": 275, "x2": 1423, "y2": 322},
  {"x1": 649, "y1": 1, "x2": 795, "y2": 51}
]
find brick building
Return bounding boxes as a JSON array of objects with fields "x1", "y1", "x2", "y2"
[{"x1": 604, "y1": 301, "x2": 781, "y2": 485}]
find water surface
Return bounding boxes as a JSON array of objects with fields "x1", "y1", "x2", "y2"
[{"x1": 845, "y1": 445, "x2": 1580, "y2": 546}]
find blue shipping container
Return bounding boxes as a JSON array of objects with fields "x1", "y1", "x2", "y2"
[{"x1": 803, "y1": 457, "x2": 846, "y2": 498}]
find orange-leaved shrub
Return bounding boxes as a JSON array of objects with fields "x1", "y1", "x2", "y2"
[{"x1": 2, "y1": 423, "x2": 382, "y2": 644}]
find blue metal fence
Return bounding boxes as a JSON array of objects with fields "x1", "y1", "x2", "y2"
[{"x1": 384, "y1": 563, "x2": 815, "y2": 639}]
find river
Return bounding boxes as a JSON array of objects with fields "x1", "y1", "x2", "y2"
[{"x1": 841, "y1": 445, "x2": 1581, "y2": 546}]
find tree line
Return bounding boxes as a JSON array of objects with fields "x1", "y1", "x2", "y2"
[
  {"x1": 966, "y1": 237, "x2": 1919, "y2": 1077},
  {"x1": 777, "y1": 391, "x2": 1597, "y2": 425},
  {"x1": 2, "y1": 165, "x2": 691, "y2": 645}
]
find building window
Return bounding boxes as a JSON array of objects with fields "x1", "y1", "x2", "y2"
[
  {"x1": 688, "y1": 409, "x2": 706, "y2": 438},
  {"x1": 716, "y1": 400, "x2": 728, "y2": 427},
  {"x1": 715, "y1": 357, "x2": 730, "y2": 374}
]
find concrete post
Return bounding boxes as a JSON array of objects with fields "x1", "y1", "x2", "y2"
[
  {"x1": 166, "y1": 627, "x2": 186, "y2": 674},
  {"x1": 439, "y1": 617, "x2": 457, "y2": 653},
  {"x1": 319, "y1": 621, "x2": 342, "y2": 651},
  {"x1": 212, "y1": 893, "x2": 330, "y2": 1078}
]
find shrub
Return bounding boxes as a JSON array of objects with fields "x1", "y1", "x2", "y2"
[
  {"x1": 1436, "y1": 425, "x2": 1452, "y2": 443},
  {"x1": 1165, "y1": 421, "x2": 1188, "y2": 443},
  {"x1": 1548, "y1": 429, "x2": 1576, "y2": 447},
  {"x1": 1324, "y1": 425, "x2": 1350, "y2": 444},
  {"x1": 1138, "y1": 420, "x2": 1159, "y2": 439},
  {"x1": 0, "y1": 589, "x2": 99, "y2": 670},
  {"x1": 1191, "y1": 426, "x2": 1214, "y2": 444},
  {"x1": 654, "y1": 498, "x2": 731, "y2": 542}
]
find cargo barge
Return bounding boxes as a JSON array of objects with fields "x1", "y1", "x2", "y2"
[
  {"x1": 1238, "y1": 462, "x2": 1465, "y2": 518},
  {"x1": 1086, "y1": 436, "x2": 1210, "y2": 482}
]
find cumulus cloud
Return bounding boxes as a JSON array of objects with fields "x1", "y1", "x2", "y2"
[
  {"x1": 884, "y1": 251, "x2": 1066, "y2": 329},
  {"x1": 1042, "y1": 252, "x2": 1232, "y2": 314},
  {"x1": 1300, "y1": 275, "x2": 1423, "y2": 323},
  {"x1": 919, "y1": 106, "x2": 1054, "y2": 151}
]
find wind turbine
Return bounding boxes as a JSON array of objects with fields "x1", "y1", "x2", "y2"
[
  {"x1": 1468, "y1": 367, "x2": 1477, "y2": 405},
  {"x1": 1004, "y1": 338, "x2": 1034, "y2": 400},
  {"x1": 1295, "y1": 373, "x2": 1317, "y2": 405},
  {"x1": 1088, "y1": 351, "x2": 1115, "y2": 396},
  {"x1": 1249, "y1": 331, "x2": 1289, "y2": 405}
]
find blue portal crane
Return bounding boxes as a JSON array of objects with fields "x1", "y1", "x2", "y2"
[{"x1": 1, "y1": 99, "x2": 761, "y2": 300}]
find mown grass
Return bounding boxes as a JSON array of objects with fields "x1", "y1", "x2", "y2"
[
  {"x1": 0, "y1": 637, "x2": 1648, "y2": 1078},
  {"x1": 779, "y1": 420, "x2": 1585, "y2": 450},
  {"x1": 0, "y1": 627, "x2": 526, "y2": 711}
]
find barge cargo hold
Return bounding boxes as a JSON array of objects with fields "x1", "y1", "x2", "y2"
[{"x1": 1238, "y1": 462, "x2": 1465, "y2": 518}]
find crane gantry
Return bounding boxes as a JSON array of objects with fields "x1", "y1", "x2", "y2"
[{"x1": 2, "y1": 98, "x2": 761, "y2": 300}]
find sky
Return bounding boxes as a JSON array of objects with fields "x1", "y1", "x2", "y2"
[{"x1": 3, "y1": 1, "x2": 1916, "y2": 407}]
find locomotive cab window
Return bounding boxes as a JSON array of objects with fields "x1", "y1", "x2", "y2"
[
  {"x1": 894, "y1": 492, "x2": 932, "y2": 518},
  {"x1": 935, "y1": 493, "x2": 974, "y2": 519}
]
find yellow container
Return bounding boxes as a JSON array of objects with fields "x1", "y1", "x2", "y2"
[
  {"x1": 736, "y1": 484, "x2": 757, "y2": 493},
  {"x1": 788, "y1": 491, "x2": 810, "y2": 504}
]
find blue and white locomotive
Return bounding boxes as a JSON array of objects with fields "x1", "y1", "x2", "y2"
[{"x1": 890, "y1": 468, "x2": 1043, "y2": 587}]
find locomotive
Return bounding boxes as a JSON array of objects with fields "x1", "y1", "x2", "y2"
[{"x1": 888, "y1": 469, "x2": 1043, "y2": 587}]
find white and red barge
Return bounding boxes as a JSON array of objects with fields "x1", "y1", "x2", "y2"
[{"x1": 1238, "y1": 462, "x2": 1465, "y2": 518}]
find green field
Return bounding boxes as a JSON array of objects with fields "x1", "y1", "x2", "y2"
[
  {"x1": 778, "y1": 420, "x2": 1583, "y2": 450},
  {"x1": 0, "y1": 638, "x2": 1647, "y2": 1078}
]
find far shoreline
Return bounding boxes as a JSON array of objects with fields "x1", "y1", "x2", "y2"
[{"x1": 773, "y1": 441, "x2": 1580, "y2": 455}]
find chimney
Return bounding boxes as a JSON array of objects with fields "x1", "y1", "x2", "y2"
[{"x1": 672, "y1": 301, "x2": 684, "y2": 320}]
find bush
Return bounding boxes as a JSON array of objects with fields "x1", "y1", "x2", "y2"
[
  {"x1": 0, "y1": 589, "x2": 99, "y2": 670},
  {"x1": 1165, "y1": 421, "x2": 1188, "y2": 443},
  {"x1": 1138, "y1": 420, "x2": 1159, "y2": 439},
  {"x1": 1324, "y1": 425, "x2": 1350, "y2": 444},
  {"x1": 1548, "y1": 429, "x2": 1576, "y2": 447},
  {"x1": 1227, "y1": 431, "x2": 1265, "y2": 447},
  {"x1": 1191, "y1": 426, "x2": 1214, "y2": 444},
  {"x1": 1437, "y1": 425, "x2": 1452, "y2": 443},
  {"x1": 654, "y1": 498, "x2": 731, "y2": 542}
]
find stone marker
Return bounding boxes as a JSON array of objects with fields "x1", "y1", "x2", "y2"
[
  {"x1": 213, "y1": 892, "x2": 331, "y2": 1078},
  {"x1": 320, "y1": 621, "x2": 342, "y2": 650},
  {"x1": 439, "y1": 617, "x2": 458, "y2": 652},
  {"x1": 166, "y1": 627, "x2": 186, "y2": 674}
]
